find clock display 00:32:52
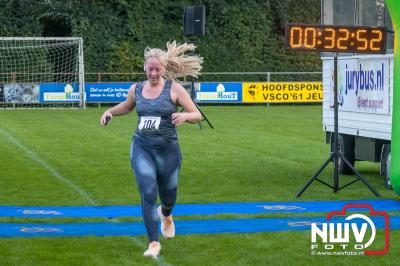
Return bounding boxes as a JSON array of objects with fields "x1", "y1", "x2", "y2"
[{"x1": 285, "y1": 24, "x2": 387, "y2": 54}]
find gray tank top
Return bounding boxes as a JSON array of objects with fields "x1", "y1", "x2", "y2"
[{"x1": 134, "y1": 80, "x2": 178, "y2": 143}]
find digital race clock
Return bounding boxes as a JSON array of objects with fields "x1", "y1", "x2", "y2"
[{"x1": 285, "y1": 24, "x2": 387, "y2": 54}]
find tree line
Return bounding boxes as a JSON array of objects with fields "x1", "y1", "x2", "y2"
[{"x1": 0, "y1": 0, "x2": 321, "y2": 81}]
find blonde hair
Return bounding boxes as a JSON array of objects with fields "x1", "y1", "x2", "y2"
[{"x1": 144, "y1": 41, "x2": 203, "y2": 80}]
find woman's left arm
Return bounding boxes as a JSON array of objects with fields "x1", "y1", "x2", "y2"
[{"x1": 171, "y1": 82, "x2": 202, "y2": 126}]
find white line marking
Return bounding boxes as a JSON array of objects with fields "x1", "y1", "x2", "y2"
[
  {"x1": 0, "y1": 126, "x2": 172, "y2": 264},
  {"x1": 0, "y1": 127, "x2": 96, "y2": 205}
]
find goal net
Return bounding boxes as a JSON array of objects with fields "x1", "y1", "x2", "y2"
[{"x1": 0, "y1": 37, "x2": 85, "y2": 108}]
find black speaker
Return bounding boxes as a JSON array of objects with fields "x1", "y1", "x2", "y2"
[{"x1": 183, "y1": 6, "x2": 205, "y2": 36}]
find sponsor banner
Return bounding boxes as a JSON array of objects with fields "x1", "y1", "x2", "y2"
[
  {"x1": 40, "y1": 83, "x2": 81, "y2": 102},
  {"x1": 40, "y1": 82, "x2": 133, "y2": 103},
  {"x1": 243, "y1": 82, "x2": 322, "y2": 103},
  {"x1": 34, "y1": 81, "x2": 324, "y2": 104},
  {"x1": 86, "y1": 82, "x2": 132, "y2": 103},
  {"x1": 2, "y1": 83, "x2": 40, "y2": 103},
  {"x1": 195, "y1": 82, "x2": 242, "y2": 103},
  {"x1": 333, "y1": 58, "x2": 390, "y2": 114}
]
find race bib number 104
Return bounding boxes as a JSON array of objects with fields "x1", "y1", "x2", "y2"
[{"x1": 138, "y1": 116, "x2": 161, "y2": 131}]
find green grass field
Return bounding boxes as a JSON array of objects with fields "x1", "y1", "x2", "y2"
[{"x1": 0, "y1": 106, "x2": 399, "y2": 265}]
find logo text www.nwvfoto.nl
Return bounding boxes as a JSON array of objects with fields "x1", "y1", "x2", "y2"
[
  {"x1": 310, "y1": 204, "x2": 389, "y2": 256},
  {"x1": 345, "y1": 63, "x2": 384, "y2": 96}
]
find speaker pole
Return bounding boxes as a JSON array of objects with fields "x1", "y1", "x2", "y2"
[{"x1": 183, "y1": 5, "x2": 212, "y2": 129}]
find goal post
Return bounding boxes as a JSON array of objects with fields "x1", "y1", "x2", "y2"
[{"x1": 0, "y1": 37, "x2": 85, "y2": 108}]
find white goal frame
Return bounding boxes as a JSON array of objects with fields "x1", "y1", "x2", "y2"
[{"x1": 0, "y1": 37, "x2": 85, "y2": 108}]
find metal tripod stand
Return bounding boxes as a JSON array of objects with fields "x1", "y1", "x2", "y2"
[{"x1": 296, "y1": 54, "x2": 380, "y2": 198}]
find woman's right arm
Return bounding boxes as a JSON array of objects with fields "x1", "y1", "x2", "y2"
[{"x1": 100, "y1": 84, "x2": 136, "y2": 126}]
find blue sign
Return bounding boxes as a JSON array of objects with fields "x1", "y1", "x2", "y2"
[
  {"x1": 39, "y1": 83, "x2": 80, "y2": 102},
  {"x1": 38, "y1": 82, "x2": 134, "y2": 103},
  {"x1": 196, "y1": 82, "x2": 242, "y2": 103},
  {"x1": 86, "y1": 83, "x2": 133, "y2": 103}
]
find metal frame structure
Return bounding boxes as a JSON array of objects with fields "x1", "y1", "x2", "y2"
[{"x1": 0, "y1": 37, "x2": 85, "y2": 108}]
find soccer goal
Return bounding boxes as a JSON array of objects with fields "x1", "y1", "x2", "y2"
[{"x1": 0, "y1": 37, "x2": 85, "y2": 108}]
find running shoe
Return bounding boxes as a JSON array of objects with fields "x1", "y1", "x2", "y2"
[
  {"x1": 143, "y1": 241, "x2": 161, "y2": 259},
  {"x1": 158, "y1": 206, "x2": 175, "y2": 239}
]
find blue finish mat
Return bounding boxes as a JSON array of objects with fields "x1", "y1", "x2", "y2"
[
  {"x1": 0, "y1": 215, "x2": 397, "y2": 238},
  {"x1": 0, "y1": 199, "x2": 399, "y2": 218}
]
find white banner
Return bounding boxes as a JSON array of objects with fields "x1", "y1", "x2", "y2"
[{"x1": 330, "y1": 58, "x2": 390, "y2": 114}]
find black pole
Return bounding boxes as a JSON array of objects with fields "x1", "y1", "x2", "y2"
[
  {"x1": 333, "y1": 53, "x2": 339, "y2": 192},
  {"x1": 190, "y1": 77, "x2": 214, "y2": 129}
]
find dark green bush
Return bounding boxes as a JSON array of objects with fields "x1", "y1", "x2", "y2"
[{"x1": 0, "y1": 0, "x2": 321, "y2": 79}]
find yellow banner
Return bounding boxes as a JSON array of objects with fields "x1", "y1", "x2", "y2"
[{"x1": 242, "y1": 82, "x2": 322, "y2": 103}]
